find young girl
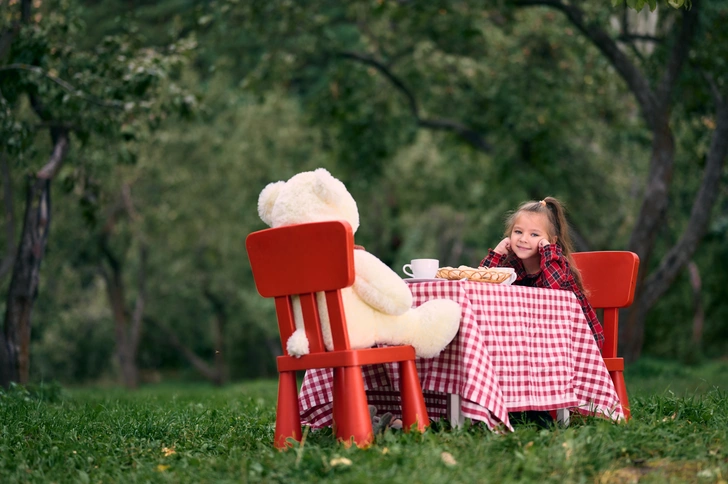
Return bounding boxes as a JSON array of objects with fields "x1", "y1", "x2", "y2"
[{"x1": 479, "y1": 197, "x2": 604, "y2": 350}]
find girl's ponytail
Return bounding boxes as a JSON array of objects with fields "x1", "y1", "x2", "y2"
[
  {"x1": 541, "y1": 197, "x2": 584, "y2": 292},
  {"x1": 542, "y1": 197, "x2": 573, "y2": 255}
]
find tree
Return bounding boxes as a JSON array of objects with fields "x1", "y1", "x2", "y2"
[
  {"x1": 0, "y1": 0, "x2": 196, "y2": 387},
  {"x1": 511, "y1": 0, "x2": 728, "y2": 361},
  {"x1": 206, "y1": 0, "x2": 727, "y2": 362},
  {"x1": 96, "y1": 183, "x2": 148, "y2": 389}
]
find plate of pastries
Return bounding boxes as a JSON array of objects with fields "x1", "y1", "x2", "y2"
[{"x1": 436, "y1": 265, "x2": 516, "y2": 285}]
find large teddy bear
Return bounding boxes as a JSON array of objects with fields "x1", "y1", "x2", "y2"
[{"x1": 257, "y1": 168, "x2": 461, "y2": 358}]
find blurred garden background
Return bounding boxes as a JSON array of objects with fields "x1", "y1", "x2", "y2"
[{"x1": 1, "y1": 0, "x2": 727, "y2": 390}]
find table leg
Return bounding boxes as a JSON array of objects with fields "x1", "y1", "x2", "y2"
[
  {"x1": 556, "y1": 409, "x2": 570, "y2": 426},
  {"x1": 447, "y1": 394, "x2": 464, "y2": 428}
]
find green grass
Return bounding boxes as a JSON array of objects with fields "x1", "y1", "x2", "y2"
[{"x1": 2, "y1": 360, "x2": 728, "y2": 483}]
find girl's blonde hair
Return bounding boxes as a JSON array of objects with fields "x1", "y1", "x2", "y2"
[{"x1": 504, "y1": 196, "x2": 585, "y2": 291}]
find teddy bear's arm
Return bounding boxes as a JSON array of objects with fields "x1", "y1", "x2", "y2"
[{"x1": 352, "y1": 250, "x2": 413, "y2": 316}]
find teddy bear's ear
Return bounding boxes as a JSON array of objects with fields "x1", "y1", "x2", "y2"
[
  {"x1": 313, "y1": 167, "x2": 360, "y2": 232},
  {"x1": 258, "y1": 181, "x2": 284, "y2": 226},
  {"x1": 312, "y1": 168, "x2": 337, "y2": 202}
]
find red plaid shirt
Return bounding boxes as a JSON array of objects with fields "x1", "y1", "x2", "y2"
[{"x1": 480, "y1": 245, "x2": 605, "y2": 351}]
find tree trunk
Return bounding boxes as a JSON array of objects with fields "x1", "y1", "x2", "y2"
[
  {"x1": 204, "y1": 288, "x2": 228, "y2": 385},
  {"x1": 0, "y1": 151, "x2": 16, "y2": 388},
  {"x1": 620, "y1": 122, "x2": 675, "y2": 360},
  {"x1": 3, "y1": 177, "x2": 50, "y2": 386},
  {"x1": 0, "y1": 332, "x2": 10, "y2": 388},
  {"x1": 688, "y1": 261, "x2": 704, "y2": 347},
  {"x1": 103, "y1": 262, "x2": 138, "y2": 389},
  {"x1": 0, "y1": 151, "x2": 16, "y2": 280},
  {"x1": 98, "y1": 184, "x2": 147, "y2": 389},
  {"x1": 513, "y1": 0, "x2": 726, "y2": 364},
  {"x1": 0, "y1": 0, "x2": 70, "y2": 388},
  {"x1": 625, "y1": 91, "x2": 728, "y2": 359},
  {"x1": 1, "y1": 132, "x2": 68, "y2": 388}
]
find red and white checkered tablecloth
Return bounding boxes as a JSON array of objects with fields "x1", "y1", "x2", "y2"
[{"x1": 298, "y1": 280, "x2": 624, "y2": 431}]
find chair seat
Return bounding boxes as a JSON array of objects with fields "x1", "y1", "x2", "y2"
[
  {"x1": 603, "y1": 357, "x2": 624, "y2": 372},
  {"x1": 278, "y1": 345, "x2": 417, "y2": 372}
]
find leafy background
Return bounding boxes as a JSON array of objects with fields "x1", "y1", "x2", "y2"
[{"x1": 1, "y1": 0, "x2": 726, "y2": 386}]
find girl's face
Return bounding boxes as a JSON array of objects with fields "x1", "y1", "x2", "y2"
[{"x1": 509, "y1": 212, "x2": 553, "y2": 262}]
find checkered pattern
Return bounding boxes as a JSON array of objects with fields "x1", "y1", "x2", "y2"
[{"x1": 298, "y1": 281, "x2": 624, "y2": 431}]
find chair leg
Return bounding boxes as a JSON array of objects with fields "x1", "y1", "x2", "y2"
[
  {"x1": 333, "y1": 366, "x2": 373, "y2": 448},
  {"x1": 398, "y1": 360, "x2": 429, "y2": 432},
  {"x1": 610, "y1": 370, "x2": 631, "y2": 421},
  {"x1": 332, "y1": 367, "x2": 345, "y2": 438},
  {"x1": 274, "y1": 371, "x2": 302, "y2": 449}
]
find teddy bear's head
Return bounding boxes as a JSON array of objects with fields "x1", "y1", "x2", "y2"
[{"x1": 258, "y1": 168, "x2": 359, "y2": 232}]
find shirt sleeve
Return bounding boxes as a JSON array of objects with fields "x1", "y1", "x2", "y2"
[
  {"x1": 480, "y1": 249, "x2": 506, "y2": 268},
  {"x1": 538, "y1": 244, "x2": 571, "y2": 289}
]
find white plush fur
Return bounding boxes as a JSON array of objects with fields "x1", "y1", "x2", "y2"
[{"x1": 258, "y1": 168, "x2": 460, "y2": 358}]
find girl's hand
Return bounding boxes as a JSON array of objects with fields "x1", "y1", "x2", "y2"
[
  {"x1": 538, "y1": 238, "x2": 550, "y2": 248},
  {"x1": 494, "y1": 237, "x2": 511, "y2": 255}
]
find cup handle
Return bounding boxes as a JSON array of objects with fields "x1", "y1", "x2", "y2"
[{"x1": 403, "y1": 264, "x2": 414, "y2": 278}]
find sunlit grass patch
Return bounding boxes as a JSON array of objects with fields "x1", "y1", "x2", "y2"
[{"x1": 599, "y1": 459, "x2": 716, "y2": 484}]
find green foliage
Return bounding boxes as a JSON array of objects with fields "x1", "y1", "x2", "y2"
[
  {"x1": 611, "y1": 0, "x2": 691, "y2": 11},
  {"x1": 1, "y1": 369, "x2": 728, "y2": 482},
  {"x1": 1, "y1": 1, "x2": 198, "y2": 159},
  {"x1": 2, "y1": 0, "x2": 727, "y2": 385},
  {"x1": 612, "y1": 0, "x2": 658, "y2": 12}
]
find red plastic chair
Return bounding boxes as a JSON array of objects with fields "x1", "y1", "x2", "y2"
[
  {"x1": 571, "y1": 251, "x2": 640, "y2": 420},
  {"x1": 246, "y1": 220, "x2": 429, "y2": 449}
]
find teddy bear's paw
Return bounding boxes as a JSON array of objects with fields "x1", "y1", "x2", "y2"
[
  {"x1": 409, "y1": 299, "x2": 461, "y2": 358},
  {"x1": 286, "y1": 328, "x2": 310, "y2": 357}
]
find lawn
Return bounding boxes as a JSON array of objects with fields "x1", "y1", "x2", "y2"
[{"x1": 1, "y1": 358, "x2": 727, "y2": 483}]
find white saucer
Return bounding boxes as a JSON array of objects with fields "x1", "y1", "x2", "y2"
[{"x1": 403, "y1": 278, "x2": 444, "y2": 283}]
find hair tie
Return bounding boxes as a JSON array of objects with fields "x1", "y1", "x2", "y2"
[{"x1": 539, "y1": 200, "x2": 546, "y2": 207}]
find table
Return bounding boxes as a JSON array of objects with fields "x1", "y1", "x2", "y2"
[{"x1": 298, "y1": 280, "x2": 624, "y2": 431}]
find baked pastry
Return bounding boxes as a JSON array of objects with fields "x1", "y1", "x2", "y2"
[{"x1": 436, "y1": 265, "x2": 513, "y2": 284}]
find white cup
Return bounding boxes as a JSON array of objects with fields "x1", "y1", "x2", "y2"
[{"x1": 402, "y1": 259, "x2": 439, "y2": 279}]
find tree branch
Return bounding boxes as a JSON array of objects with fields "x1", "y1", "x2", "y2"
[
  {"x1": 0, "y1": 64, "x2": 124, "y2": 110},
  {"x1": 616, "y1": 33, "x2": 662, "y2": 43},
  {"x1": 99, "y1": 217, "x2": 123, "y2": 277},
  {"x1": 513, "y1": 0, "x2": 659, "y2": 129},
  {"x1": 656, "y1": 0, "x2": 699, "y2": 106},
  {"x1": 147, "y1": 317, "x2": 221, "y2": 384},
  {"x1": 337, "y1": 50, "x2": 491, "y2": 152},
  {"x1": 36, "y1": 129, "x2": 69, "y2": 181},
  {"x1": 337, "y1": 51, "x2": 418, "y2": 115}
]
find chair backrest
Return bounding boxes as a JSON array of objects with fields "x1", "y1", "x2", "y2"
[
  {"x1": 246, "y1": 221, "x2": 356, "y2": 354},
  {"x1": 571, "y1": 251, "x2": 640, "y2": 358}
]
